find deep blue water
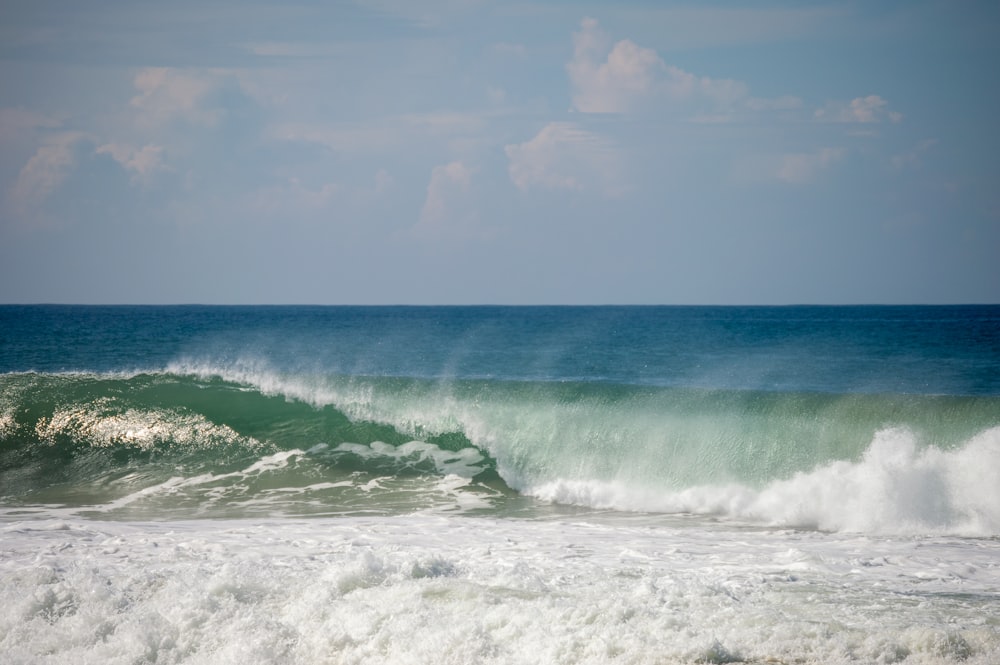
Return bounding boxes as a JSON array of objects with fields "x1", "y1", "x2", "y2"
[{"x1": 3, "y1": 305, "x2": 998, "y2": 394}]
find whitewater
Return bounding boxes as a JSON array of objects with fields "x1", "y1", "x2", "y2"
[{"x1": 1, "y1": 305, "x2": 999, "y2": 663}]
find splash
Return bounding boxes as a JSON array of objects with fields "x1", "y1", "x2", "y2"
[
  {"x1": 3, "y1": 369, "x2": 998, "y2": 534},
  {"x1": 528, "y1": 427, "x2": 1000, "y2": 535}
]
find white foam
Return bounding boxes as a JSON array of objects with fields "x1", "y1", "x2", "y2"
[
  {"x1": 746, "y1": 426, "x2": 1000, "y2": 534},
  {"x1": 332, "y1": 440, "x2": 487, "y2": 478},
  {"x1": 1, "y1": 513, "x2": 997, "y2": 664},
  {"x1": 36, "y1": 402, "x2": 258, "y2": 451},
  {"x1": 158, "y1": 362, "x2": 1000, "y2": 536},
  {"x1": 164, "y1": 358, "x2": 380, "y2": 422},
  {"x1": 528, "y1": 427, "x2": 1000, "y2": 536},
  {"x1": 165, "y1": 359, "x2": 502, "y2": 447}
]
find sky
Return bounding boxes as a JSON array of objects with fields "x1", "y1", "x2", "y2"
[{"x1": 1, "y1": 0, "x2": 998, "y2": 305}]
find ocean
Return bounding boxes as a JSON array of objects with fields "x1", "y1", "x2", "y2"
[{"x1": 1, "y1": 305, "x2": 998, "y2": 664}]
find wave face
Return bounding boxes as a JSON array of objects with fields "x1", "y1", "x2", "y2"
[
  {"x1": 1, "y1": 368, "x2": 998, "y2": 534},
  {"x1": 1, "y1": 305, "x2": 998, "y2": 533},
  {"x1": 0, "y1": 371, "x2": 501, "y2": 519}
]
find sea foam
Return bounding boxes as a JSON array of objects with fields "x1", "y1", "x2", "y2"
[
  {"x1": 2, "y1": 514, "x2": 998, "y2": 664},
  {"x1": 528, "y1": 426, "x2": 1000, "y2": 535}
]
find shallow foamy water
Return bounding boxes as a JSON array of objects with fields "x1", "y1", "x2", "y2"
[{"x1": 2, "y1": 512, "x2": 997, "y2": 664}]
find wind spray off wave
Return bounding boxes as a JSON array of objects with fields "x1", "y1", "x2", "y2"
[
  {"x1": 165, "y1": 356, "x2": 1000, "y2": 535},
  {"x1": 4, "y1": 362, "x2": 999, "y2": 534}
]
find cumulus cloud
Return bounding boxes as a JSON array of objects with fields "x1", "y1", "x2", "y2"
[
  {"x1": 10, "y1": 133, "x2": 169, "y2": 223},
  {"x1": 10, "y1": 132, "x2": 89, "y2": 212},
  {"x1": 421, "y1": 161, "x2": 470, "y2": 218},
  {"x1": 96, "y1": 143, "x2": 165, "y2": 184},
  {"x1": 775, "y1": 147, "x2": 845, "y2": 183},
  {"x1": 130, "y1": 68, "x2": 221, "y2": 127},
  {"x1": 568, "y1": 18, "x2": 665, "y2": 113},
  {"x1": 567, "y1": 18, "x2": 757, "y2": 115},
  {"x1": 414, "y1": 161, "x2": 479, "y2": 237},
  {"x1": 815, "y1": 95, "x2": 902, "y2": 123},
  {"x1": 505, "y1": 122, "x2": 623, "y2": 196}
]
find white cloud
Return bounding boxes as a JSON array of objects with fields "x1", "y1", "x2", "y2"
[
  {"x1": 815, "y1": 95, "x2": 902, "y2": 123},
  {"x1": 568, "y1": 18, "x2": 665, "y2": 113},
  {"x1": 10, "y1": 133, "x2": 166, "y2": 222},
  {"x1": 130, "y1": 68, "x2": 221, "y2": 128},
  {"x1": 414, "y1": 161, "x2": 479, "y2": 238},
  {"x1": 10, "y1": 132, "x2": 88, "y2": 212},
  {"x1": 97, "y1": 143, "x2": 165, "y2": 184},
  {"x1": 775, "y1": 147, "x2": 845, "y2": 184},
  {"x1": 504, "y1": 122, "x2": 623, "y2": 196},
  {"x1": 421, "y1": 161, "x2": 470, "y2": 219},
  {"x1": 567, "y1": 18, "x2": 784, "y2": 117}
]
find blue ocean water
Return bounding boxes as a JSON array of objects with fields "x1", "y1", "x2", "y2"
[
  {"x1": 2, "y1": 305, "x2": 1000, "y2": 664},
  {"x1": 3, "y1": 305, "x2": 998, "y2": 393}
]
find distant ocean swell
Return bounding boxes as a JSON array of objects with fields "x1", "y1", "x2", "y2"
[{"x1": 2, "y1": 367, "x2": 998, "y2": 534}]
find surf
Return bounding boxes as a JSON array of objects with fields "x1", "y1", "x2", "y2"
[{"x1": 3, "y1": 368, "x2": 998, "y2": 533}]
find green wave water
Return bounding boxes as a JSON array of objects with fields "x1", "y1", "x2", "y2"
[{"x1": 2, "y1": 369, "x2": 998, "y2": 531}]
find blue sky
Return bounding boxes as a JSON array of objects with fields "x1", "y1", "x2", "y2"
[{"x1": 1, "y1": 0, "x2": 997, "y2": 304}]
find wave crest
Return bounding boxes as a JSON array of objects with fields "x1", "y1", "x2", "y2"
[
  {"x1": 4, "y1": 368, "x2": 999, "y2": 534},
  {"x1": 529, "y1": 427, "x2": 1000, "y2": 535}
]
